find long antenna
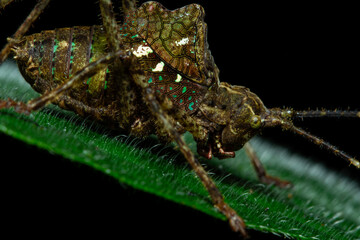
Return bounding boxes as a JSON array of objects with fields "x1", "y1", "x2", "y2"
[
  {"x1": 266, "y1": 108, "x2": 360, "y2": 168},
  {"x1": 283, "y1": 122, "x2": 359, "y2": 168},
  {"x1": 293, "y1": 109, "x2": 360, "y2": 119}
]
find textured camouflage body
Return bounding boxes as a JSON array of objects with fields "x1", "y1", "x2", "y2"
[
  {"x1": 12, "y1": 2, "x2": 266, "y2": 157},
  {"x1": 2, "y1": 1, "x2": 359, "y2": 237},
  {"x1": 14, "y1": 25, "x2": 144, "y2": 129},
  {"x1": 121, "y1": 2, "x2": 217, "y2": 113}
]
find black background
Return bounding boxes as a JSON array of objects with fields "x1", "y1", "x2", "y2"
[{"x1": 1, "y1": 1, "x2": 359, "y2": 239}]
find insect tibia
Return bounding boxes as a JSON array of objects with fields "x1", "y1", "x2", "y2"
[
  {"x1": 121, "y1": 0, "x2": 137, "y2": 16},
  {"x1": 0, "y1": 0, "x2": 14, "y2": 9},
  {"x1": 293, "y1": 109, "x2": 360, "y2": 119}
]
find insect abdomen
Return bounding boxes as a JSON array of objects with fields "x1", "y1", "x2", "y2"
[{"x1": 13, "y1": 26, "x2": 109, "y2": 95}]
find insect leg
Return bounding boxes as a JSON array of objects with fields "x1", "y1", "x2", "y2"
[
  {"x1": 121, "y1": 0, "x2": 137, "y2": 17},
  {"x1": 0, "y1": 0, "x2": 50, "y2": 64},
  {"x1": 0, "y1": 0, "x2": 15, "y2": 9},
  {"x1": 0, "y1": 50, "x2": 126, "y2": 114},
  {"x1": 244, "y1": 143, "x2": 291, "y2": 188},
  {"x1": 99, "y1": 0, "x2": 122, "y2": 51},
  {"x1": 143, "y1": 87, "x2": 248, "y2": 237},
  {"x1": 99, "y1": 0, "x2": 138, "y2": 129}
]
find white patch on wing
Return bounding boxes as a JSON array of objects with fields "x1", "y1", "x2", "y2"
[
  {"x1": 152, "y1": 61, "x2": 165, "y2": 72},
  {"x1": 175, "y1": 37, "x2": 189, "y2": 46},
  {"x1": 132, "y1": 45, "x2": 153, "y2": 57},
  {"x1": 175, "y1": 74, "x2": 182, "y2": 82}
]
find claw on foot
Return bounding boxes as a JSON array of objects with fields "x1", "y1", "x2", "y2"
[
  {"x1": 260, "y1": 175, "x2": 292, "y2": 188},
  {"x1": 216, "y1": 202, "x2": 248, "y2": 238}
]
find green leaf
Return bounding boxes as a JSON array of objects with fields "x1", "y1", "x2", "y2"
[{"x1": 0, "y1": 61, "x2": 359, "y2": 239}]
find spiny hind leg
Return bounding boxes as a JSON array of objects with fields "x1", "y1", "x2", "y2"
[
  {"x1": 99, "y1": 0, "x2": 139, "y2": 128},
  {"x1": 99, "y1": 0, "x2": 122, "y2": 51},
  {"x1": 142, "y1": 87, "x2": 248, "y2": 237},
  {"x1": 0, "y1": 0, "x2": 15, "y2": 9},
  {"x1": 0, "y1": 50, "x2": 126, "y2": 114},
  {"x1": 244, "y1": 143, "x2": 291, "y2": 188},
  {"x1": 0, "y1": 0, "x2": 50, "y2": 64},
  {"x1": 99, "y1": 0, "x2": 138, "y2": 50},
  {"x1": 121, "y1": 0, "x2": 137, "y2": 16}
]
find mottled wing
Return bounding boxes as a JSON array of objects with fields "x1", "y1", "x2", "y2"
[
  {"x1": 131, "y1": 41, "x2": 208, "y2": 112},
  {"x1": 121, "y1": 2, "x2": 214, "y2": 113},
  {"x1": 125, "y1": 1, "x2": 209, "y2": 85}
]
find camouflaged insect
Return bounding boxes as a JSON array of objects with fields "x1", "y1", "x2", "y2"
[{"x1": 1, "y1": 0, "x2": 359, "y2": 237}]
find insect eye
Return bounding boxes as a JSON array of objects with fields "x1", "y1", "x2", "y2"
[{"x1": 250, "y1": 115, "x2": 262, "y2": 129}]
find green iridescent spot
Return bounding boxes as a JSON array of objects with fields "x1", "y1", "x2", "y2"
[
  {"x1": 159, "y1": 76, "x2": 163, "y2": 81},
  {"x1": 180, "y1": 99, "x2": 183, "y2": 103},
  {"x1": 169, "y1": 87, "x2": 173, "y2": 90},
  {"x1": 173, "y1": 95, "x2": 177, "y2": 98},
  {"x1": 188, "y1": 96, "x2": 192, "y2": 100},
  {"x1": 182, "y1": 87, "x2": 187, "y2": 93},
  {"x1": 53, "y1": 39, "x2": 59, "y2": 53},
  {"x1": 188, "y1": 102, "x2": 194, "y2": 111},
  {"x1": 148, "y1": 77, "x2": 153, "y2": 83}
]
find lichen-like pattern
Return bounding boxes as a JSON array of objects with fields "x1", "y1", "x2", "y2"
[
  {"x1": 142, "y1": 50, "x2": 207, "y2": 112},
  {"x1": 121, "y1": 1, "x2": 211, "y2": 113},
  {"x1": 15, "y1": 2, "x2": 215, "y2": 113}
]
